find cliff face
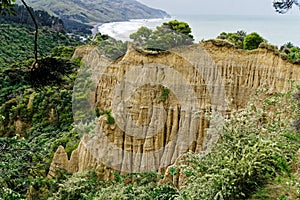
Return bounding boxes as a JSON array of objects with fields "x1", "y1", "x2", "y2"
[
  {"x1": 202, "y1": 41, "x2": 300, "y2": 109},
  {"x1": 48, "y1": 42, "x2": 300, "y2": 178}
]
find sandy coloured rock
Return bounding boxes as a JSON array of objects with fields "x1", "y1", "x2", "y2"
[{"x1": 48, "y1": 41, "x2": 300, "y2": 178}]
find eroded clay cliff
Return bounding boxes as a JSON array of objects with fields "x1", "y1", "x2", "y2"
[{"x1": 48, "y1": 41, "x2": 300, "y2": 178}]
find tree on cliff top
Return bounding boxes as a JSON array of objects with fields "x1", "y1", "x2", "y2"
[
  {"x1": 273, "y1": 0, "x2": 300, "y2": 13},
  {"x1": 162, "y1": 20, "x2": 193, "y2": 39},
  {"x1": 130, "y1": 20, "x2": 194, "y2": 51}
]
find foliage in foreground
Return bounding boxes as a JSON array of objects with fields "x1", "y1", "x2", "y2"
[
  {"x1": 37, "y1": 87, "x2": 300, "y2": 200},
  {"x1": 175, "y1": 88, "x2": 300, "y2": 199},
  {"x1": 46, "y1": 171, "x2": 178, "y2": 200}
]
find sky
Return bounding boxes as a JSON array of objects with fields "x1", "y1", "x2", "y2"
[{"x1": 137, "y1": 0, "x2": 300, "y2": 16}]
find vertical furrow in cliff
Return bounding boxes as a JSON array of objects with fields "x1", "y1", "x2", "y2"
[
  {"x1": 171, "y1": 109, "x2": 190, "y2": 163},
  {"x1": 132, "y1": 139, "x2": 143, "y2": 172},
  {"x1": 160, "y1": 105, "x2": 180, "y2": 169}
]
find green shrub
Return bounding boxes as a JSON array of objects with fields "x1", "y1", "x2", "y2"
[
  {"x1": 103, "y1": 110, "x2": 115, "y2": 125},
  {"x1": 244, "y1": 32, "x2": 264, "y2": 50},
  {"x1": 49, "y1": 171, "x2": 99, "y2": 200},
  {"x1": 94, "y1": 172, "x2": 178, "y2": 200},
  {"x1": 216, "y1": 30, "x2": 246, "y2": 49},
  {"x1": 159, "y1": 85, "x2": 170, "y2": 102},
  {"x1": 48, "y1": 171, "x2": 178, "y2": 200}
]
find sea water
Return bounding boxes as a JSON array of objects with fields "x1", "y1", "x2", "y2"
[
  {"x1": 97, "y1": 14, "x2": 300, "y2": 47},
  {"x1": 97, "y1": 18, "x2": 171, "y2": 41}
]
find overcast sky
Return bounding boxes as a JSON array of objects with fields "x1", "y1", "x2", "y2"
[{"x1": 138, "y1": 0, "x2": 300, "y2": 16}]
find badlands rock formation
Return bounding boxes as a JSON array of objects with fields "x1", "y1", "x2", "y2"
[{"x1": 48, "y1": 41, "x2": 300, "y2": 178}]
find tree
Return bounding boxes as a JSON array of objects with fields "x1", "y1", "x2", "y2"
[
  {"x1": 217, "y1": 30, "x2": 247, "y2": 49},
  {"x1": 243, "y1": 32, "x2": 264, "y2": 50},
  {"x1": 162, "y1": 20, "x2": 193, "y2": 39},
  {"x1": 94, "y1": 33, "x2": 127, "y2": 60},
  {"x1": 130, "y1": 20, "x2": 194, "y2": 51},
  {"x1": 273, "y1": 0, "x2": 300, "y2": 14},
  {"x1": 129, "y1": 26, "x2": 153, "y2": 46}
]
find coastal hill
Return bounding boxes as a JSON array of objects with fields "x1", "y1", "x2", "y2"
[{"x1": 17, "y1": 0, "x2": 170, "y2": 33}]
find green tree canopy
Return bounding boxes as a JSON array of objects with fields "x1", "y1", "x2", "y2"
[
  {"x1": 162, "y1": 19, "x2": 193, "y2": 39},
  {"x1": 129, "y1": 26, "x2": 153, "y2": 46},
  {"x1": 130, "y1": 20, "x2": 194, "y2": 51},
  {"x1": 94, "y1": 32, "x2": 127, "y2": 60},
  {"x1": 217, "y1": 30, "x2": 247, "y2": 49}
]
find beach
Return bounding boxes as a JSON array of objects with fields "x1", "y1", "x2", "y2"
[{"x1": 96, "y1": 18, "x2": 171, "y2": 41}]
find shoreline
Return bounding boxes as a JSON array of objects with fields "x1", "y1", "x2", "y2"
[
  {"x1": 91, "y1": 17, "x2": 173, "y2": 35},
  {"x1": 91, "y1": 23, "x2": 102, "y2": 35},
  {"x1": 93, "y1": 17, "x2": 172, "y2": 40}
]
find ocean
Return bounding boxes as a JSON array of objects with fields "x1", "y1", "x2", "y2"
[{"x1": 97, "y1": 14, "x2": 300, "y2": 47}]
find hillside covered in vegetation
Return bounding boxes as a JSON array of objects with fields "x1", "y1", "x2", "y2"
[{"x1": 16, "y1": 0, "x2": 170, "y2": 34}]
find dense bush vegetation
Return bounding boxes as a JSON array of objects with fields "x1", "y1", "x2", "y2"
[
  {"x1": 0, "y1": 16, "x2": 84, "y2": 198},
  {"x1": 0, "y1": 55, "x2": 81, "y2": 198},
  {"x1": 243, "y1": 32, "x2": 264, "y2": 50},
  {"x1": 177, "y1": 89, "x2": 299, "y2": 199},
  {"x1": 217, "y1": 30, "x2": 247, "y2": 49},
  {"x1": 47, "y1": 171, "x2": 178, "y2": 200},
  {"x1": 279, "y1": 42, "x2": 300, "y2": 64},
  {"x1": 0, "y1": 22, "x2": 81, "y2": 69},
  {"x1": 217, "y1": 30, "x2": 264, "y2": 50}
]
